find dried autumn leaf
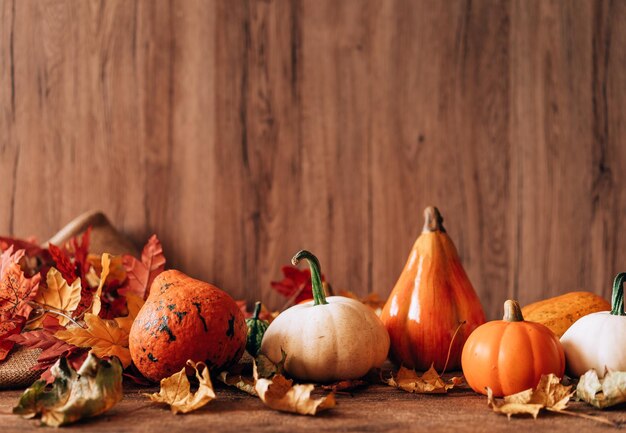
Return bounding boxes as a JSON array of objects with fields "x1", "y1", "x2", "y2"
[
  {"x1": 253, "y1": 359, "x2": 336, "y2": 415},
  {"x1": 118, "y1": 235, "x2": 165, "y2": 300},
  {"x1": 114, "y1": 294, "x2": 144, "y2": 334},
  {"x1": 8, "y1": 318, "x2": 76, "y2": 366},
  {"x1": 54, "y1": 313, "x2": 131, "y2": 367},
  {"x1": 13, "y1": 353, "x2": 123, "y2": 427},
  {"x1": 255, "y1": 351, "x2": 286, "y2": 379},
  {"x1": 578, "y1": 369, "x2": 626, "y2": 409},
  {"x1": 90, "y1": 253, "x2": 111, "y2": 316},
  {"x1": 487, "y1": 374, "x2": 572, "y2": 419},
  {"x1": 384, "y1": 365, "x2": 463, "y2": 394},
  {"x1": 29, "y1": 268, "x2": 82, "y2": 328},
  {"x1": 217, "y1": 371, "x2": 257, "y2": 396},
  {"x1": 147, "y1": 360, "x2": 215, "y2": 414}
]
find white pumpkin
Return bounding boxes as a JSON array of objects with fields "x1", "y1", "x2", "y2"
[
  {"x1": 560, "y1": 273, "x2": 626, "y2": 378},
  {"x1": 260, "y1": 251, "x2": 390, "y2": 383}
]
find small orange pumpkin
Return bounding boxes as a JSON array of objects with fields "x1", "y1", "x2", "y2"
[
  {"x1": 129, "y1": 270, "x2": 247, "y2": 381},
  {"x1": 461, "y1": 299, "x2": 565, "y2": 396}
]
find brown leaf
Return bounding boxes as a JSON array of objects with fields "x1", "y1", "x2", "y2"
[
  {"x1": 384, "y1": 365, "x2": 463, "y2": 394},
  {"x1": 253, "y1": 360, "x2": 336, "y2": 415},
  {"x1": 54, "y1": 313, "x2": 131, "y2": 367},
  {"x1": 577, "y1": 369, "x2": 626, "y2": 409},
  {"x1": 118, "y1": 235, "x2": 165, "y2": 299},
  {"x1": 147, "y1": 360, "x2": 215, "y2": 414},
  {"x1": 217, "y1": 371, "x2": 257, "y2": 396},
  {"x1": 487, "y1": 374, "x2": 573, "y2": 419}
]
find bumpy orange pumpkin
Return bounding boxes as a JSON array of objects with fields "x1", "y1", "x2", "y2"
[
  {"x1": 461, "y1": 300, "x2": 565, "y2": 396},
  {"x1": 129, "y1": 270, "x2": 246, "y2": 381},
  {"x1": 380, "y1": 206, "x2": 486, "y2": 370}
]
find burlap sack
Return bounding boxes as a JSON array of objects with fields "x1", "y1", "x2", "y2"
[
  {"x1": 0, "y1": 210, "x2": 138, "y2": 389},
  {"x1": 0, "y1": 346, "x2": 43, "y2": 389}
]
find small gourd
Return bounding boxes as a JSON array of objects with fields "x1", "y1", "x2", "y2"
[
  {"x1": 245, "y1": 302, "x2": 269, "y2": 357},
  {"x1": 260, "y1": 250, "x2": 390, "y2": 383},
  {"x1": 380, "y1": 206, "x2": 486, "y2": 370},
  {"x1": 129, "y1": 270, "x2": 247, "y2": 381},
  {"x1": 560, "y1": 273, "x2": 626, "y2": 377},
  {"x1": 461, "y1": 300, "x2": 565, "y2": 397}
]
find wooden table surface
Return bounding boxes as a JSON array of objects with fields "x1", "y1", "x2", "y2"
[{"x1": 1, "y1": 379, "x2": 624, "y2": 432}]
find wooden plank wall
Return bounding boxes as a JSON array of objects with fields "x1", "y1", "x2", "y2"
[{"x1": 0, "y1": 0, "x2": 624, "y2": 318}]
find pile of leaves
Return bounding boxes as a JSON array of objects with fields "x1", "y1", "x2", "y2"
[{"x1": 0, "y1": 231, "x2": 166, "y2": 381}]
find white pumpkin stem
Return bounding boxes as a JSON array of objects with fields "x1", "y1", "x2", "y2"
[
  {"x1": 502, "y1": 300, "x2": 524, "y2": 322},
  {"x1": 291, "y1": 250, "x2": 328, "y2": 306},
  {"x1": 611, "y1": 273, "x2": 626, "y2": 316}
]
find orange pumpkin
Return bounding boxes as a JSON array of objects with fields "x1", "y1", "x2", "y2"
[
  {"x1": 129, "y1": 270, "x2": 247, "y2": 381},
  {"x1": 461, "y1": 300, "x2": 565, "y2": 396},
  {"x1": 380, "y1": 206, "x2": 486, "y2": 370}
]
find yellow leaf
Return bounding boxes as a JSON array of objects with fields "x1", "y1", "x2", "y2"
[
  {"x1": 114, "y1": 294, "x2": 144, "y2": 334},
  {"x1": 30, "y1": 268, "x2": 82, "y2": 328},
  {"x1": 147, "y1": 360, "x2": 215, "y2": 414},
  {"x1": 90, "y1": 253, "x2": 111, "y2": 316},
  {"x1": 54, "y1": 313, "x2": 131, "y2": 368},
  {"x1": 384, "y1": 365, "x2": 463, "y2": 394},
  {"x1": 253, "y1": 360, "x2": 336, "y2": 415}
]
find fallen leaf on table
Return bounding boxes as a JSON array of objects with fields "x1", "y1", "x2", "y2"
[
  {"x1": 90, "y1": 253, "x2": 111, "y2": 316},
  {"x1": 322, "y1": 379, "x2": 369, "y2": 393},
  {"x1": 577, "y1": 369, "x2": 626, "y2": 409},
  {"x1": 54, "y1": 313, "x2": 131, "y2": 367},
  {"x1": 147, "y1": 360, "x2": 215, "y2": 414},
  {"x1": 29, "y1": 268, "x2": 82, "y2": 328},
  {"x1": 218, "y1": 371, "x2": 257, "y2": 396},
  {"x1": 13, "y1": 353, "x2": 123, "y2": 427},
  {"x1": 384, "y1": 365, "x2": 463, "y2": 394},
  {"x1": 253, "y1": 360, "x2": 335, "y2": 415},
  {"x1": 487, "y1": 374, "x2": 572, "y2": 419},
  {"x1": 118, "y1": 235, "x2": 165, "y2": 300}
]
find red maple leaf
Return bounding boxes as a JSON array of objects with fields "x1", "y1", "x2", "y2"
[
  {"x1": 48, "y1": 243, "x2": 77, "y2": 284},
  {"x1": 270, "y1": 265, "x2": 324, "y2": 304},
  {"x1": 118, "y1": 235, "x2": 166, "y2": 300},
  {"x1": 0, "y1": 315, "x2": 25, "y2": 361},
  {"x1": 8, "y1": 316, "x2": 76, "y2": 365},
  {"x1": 70, "y1": 227, "x2": 91, "y2": 280}
]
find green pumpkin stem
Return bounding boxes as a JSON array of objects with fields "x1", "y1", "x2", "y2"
[
  {"x1": 252, "y1": 301, "x2": 262, "y2": 320},
  {"x1": 611, "y1": 273, "x2": 626, "y2": 316},
  {"x1": 292, "y1": 250, "x2": 327, "y2": 306},
  {"x1": 503, "y1": 300, "x2": 524, "y2": 322}
]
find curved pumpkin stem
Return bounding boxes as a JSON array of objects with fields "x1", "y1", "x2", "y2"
[
  {"x1": 292, "y1": 250, "x2": 328, "y2": 306},
  {"x1": 423, "y1": 206, "x2": 446, "y2": 233},
  {"x1": 611, "y1": 273, "x2": 626, "y2": 316},
  {"x1": 503, "y1": 300, "x2": 524, "y2": 322}
]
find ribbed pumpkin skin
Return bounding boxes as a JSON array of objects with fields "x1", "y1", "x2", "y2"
[
  {"x1": 461, "y1": 320, "x2": 565, "y2": 396},
  {"x1": 380, "y1": 212, "x2": 486, "y2": 371},
  {"x1": 129, "y1": 270, "x2": 247, "y2": 381}
]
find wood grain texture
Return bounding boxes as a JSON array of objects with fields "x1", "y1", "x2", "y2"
[
  {"x1": 1, "y1": 382, "x2": 625, "y2": 432},
  {"x1": 0, "y1": 0, "x2": 625, "y2": 318}
]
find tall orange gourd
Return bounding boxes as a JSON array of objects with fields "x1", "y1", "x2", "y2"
[{"x1": 380, "y1": 206, "x2": 486, "y2": 371}]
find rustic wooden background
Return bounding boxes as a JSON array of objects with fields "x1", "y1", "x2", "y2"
[{"x1": 0, "y1": 0, "x2": 624, "y2": 319}]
